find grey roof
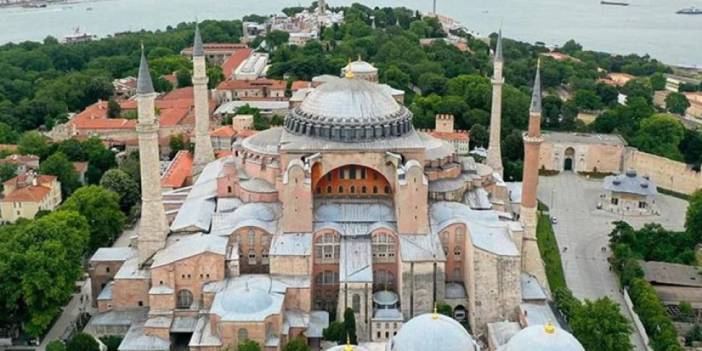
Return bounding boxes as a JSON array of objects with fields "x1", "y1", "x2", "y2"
[
  {"x1": 315, "y1": 200, "x2": 395, "y2": 224},
  {"x1": 88, "y1": 309, "x2": 147, "y2": 329},
  {"x1": 339, "y1": 237, "x2": 373, "y2": 283},
  {"x1": 119, "y1": 320, "x2": 171, "y2": 351},
  {"x1": 171, "y1": 316, "x2": 198, "y2": 333},
  {"x1": 372, "y1": 308, "x2": 403, "y2": 321},
  {"x1": 501, "y1": 324, "x2": 584, "y2": 351},
  {"x1": 420, "y1": 132, "x2": 455, "y2": 161},
  {"x1": 270, "y1": 233, "x2": 312, "y2": 256},
  {"x1": 495, "y1": 29, "x2": 503, "y2": 62},
  {"x1": 189, "y1": 316, "x2": 222, "y2": 347},
  {"x1": 373, "y1": 290, "x2": 399, "y2": 306},
  {"x1": 603, "y1": 170, "x2": 657, "y2": 196},
  {"x1": 506, "y1": 182, "x2": 522, "y2": 204},
  {"x1": 640, "y1": 260, "x2": 702, "y2": 288},
  {"x1": 284, "y1": 77, "x2": 414, "y2": 142},
  {"x1": 209, "y1": 276, "x2": 285, "y2": 322},
  {"x1": 240, "y1": 127, "x2": 283, "y2": 155},
  {"x1": 518, "y1": 304, "x2": 559, "y2": 328},
  {"x1": 277, "y1": 127, "x2": 426, "y2": 152},
  {"x1": 97, "y1": 282, "x2": 113, "y2": 300},
  {"x1": 90, "y1": 247, "x2": 136, "y2": 262},
  {"x1": 144, "y1": 316, "x2": 172, "y2": 329},
  {"x1": 428, "y1": 177, "x2": 465, "y2": 193},
  {"x1": 192, "y1": 23, "x2": 204, "y2": 57},
  {"x1": 136, "y1": 49, "x2": 155, "y2": 95},
  {"x1": 465, "y1": 187, "x2": 492, "y2": 210},
  {"x1": 391, "y1": 314, "x2": 479, "y2": 351},
  {"x1": 151, "y1": 233, "x2": 228, "y2": 268},
  {"x1": 114, "y1": 257, "x2": 149, "y2": 280},
  {"x1": 399, "y1": 233, "x2": 446, "y2": 262},
  {"x1": 344, "y1": 59, "x2": 378, "y2": 74},
  {"x1": 530, "y1": 62, "x2": 542, "y2": 114},
  {"x1": 431, "y1": 202, "x2": 519, "y2": 256},
  {"x1": 211, "y1": 202, "x2": 281, "y2": 236},
  {"x1": 521, "y1": 273, "x2": 549, "y2": 301},
  {"x1": 170, "y1": 158, "x2": 224, "y2": 232},
  {"x1": 541, "y1": 132, "x2": 626, "y2": 146},
  {"x1": 307, "y1": 311, "x2": 329, "y2": 338},
  {"x1": 239, "y1": 177, "x2": 276, "y2": 193}
]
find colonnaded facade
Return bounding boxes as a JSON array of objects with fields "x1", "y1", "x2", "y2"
[{"x1": 87, "y1": 28, "x2": 554, "y2": 351}]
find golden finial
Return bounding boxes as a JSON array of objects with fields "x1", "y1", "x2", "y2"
[
  {"x1": 432, "y1": 303, "x2": 439, "y2": 320},
  {"x1": 345, "y1": 58, "x2": 354, "y2": 79},
  {"x1": 344, "y1": 334, "x2": 353, "y2": 351},
  {"x1": 544, "y1": 321, "x2": 556, "y2": 334}
]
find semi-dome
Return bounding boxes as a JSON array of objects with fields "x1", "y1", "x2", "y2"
[
  {"x1": 502, "y1": 324, "x2": 584, "y2": 351},
  {"x1": 390, "y1": 313, "x2": 479, "y2": 351},
  {"x1": 284, "y1": 77, "x2": 413, "y2": 142},
  {"x1": 220, "y1": 287, "x2": 273, "y2": 314}
]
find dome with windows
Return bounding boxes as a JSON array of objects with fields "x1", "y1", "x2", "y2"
[
  {"x1": 501, "y1": 323, "x2": 584, "y2": 351},
  {"x1": 210, "y1": 284, "x2": 284, "y2": 321},
  {"x1": 390, "y1": 313, "x2": 479, "y2": 351},
  {"x1": 284, "y1": 77, "x2": 413, "y2": 142}
]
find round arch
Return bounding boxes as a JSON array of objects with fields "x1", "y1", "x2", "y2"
[
  {"x1": 564, "y1": 147, "x2": 575, "y2": 171},
  {"x1": 313, "y1": 164, "x2": 393, "y2": 197}
]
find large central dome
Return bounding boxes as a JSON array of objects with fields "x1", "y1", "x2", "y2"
[{"x1": 284, "y1": 77, "x2": 413, "y2": 142}]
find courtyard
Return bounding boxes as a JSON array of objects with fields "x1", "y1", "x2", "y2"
[{"x1": 537, "y1": 172, "x2": 688, "y2": 350}]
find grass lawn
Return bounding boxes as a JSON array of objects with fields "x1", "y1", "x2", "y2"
[{"x1": 536, "y1": 212, "x2": 567, "y2": 291}]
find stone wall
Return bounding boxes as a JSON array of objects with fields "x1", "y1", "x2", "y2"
[{"x1": 623, "y1": 148, "x2": 702, "y2": 195}]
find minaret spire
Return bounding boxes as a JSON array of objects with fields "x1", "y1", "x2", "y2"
[
  {"x1": 191, "y1": 22, "x2": 215, "y2": 176},
  {"x1": 136, "y1": 46, "x2": 168, "y2": 265},
  {"x1": 486, "y1": 29, "x2": 505, "y2": 177},
  {"x1": 520, "y1": 61, "x2": 547, "y2": 285}
]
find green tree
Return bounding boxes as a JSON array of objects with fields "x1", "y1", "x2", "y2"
[
  {"x1": 0, "y1": 122, "x2": 19, "y2": 144},
  {"x1": 168, "y1": 134, "x2": 193, "y2": 158},
  {"x1": 99, "y1": 336, "x2": 123, "y2": 351},
  {"x1": 436, "y1": 302, "x2": 452, "y2": 317},
  {"x1": 238, "y1": 340, "x2": 262, "y2": 351},
  {"x1": 61, "y1": 185, "x2": 126, "y2": 252},
  {"x1": 469, "y1": 124, "x2": 488, "y2": 148},
  {"x1": 283, "y1": 337, "x2": 310, "y2": 351},
  {"x1": 343, "y1": 307, "x2": 357, "y2": 345},
  {"x1": 0, "y1": 162, "x2": 17, "y2": 192},
  {"x1": 570, "y1": 298, "x2": 633, "y2": 351},
  {"x1": 633, "y1": 114, "x2": 685, "y2": 160},
  {"x1": 685, "y1": 189, "x2": 702, "y2": 243},
  {"x1": 322, "y1": 321, "x2": 345, "y2": 343},
  {"x1": 100, "y1": 169, "x2": 140, "y2": 213},
  {"x1": 47, "y1": 340, "x2": 67, "y2": 351},
  {"x1": 18, "y1": 131, "x2": 51, "y2": 159},
  {"x1": 665, "y1": 92, "x2": 690, "y2": 115},
  {"x1": 107, "y1": 99, "x2": 121, "y2": 118},
  {"x1": 650, "y1": 72, "x2": 666, "y2": 91},
  {"x1": 176, "y1": 69, "x2": 192, "y2": 88},
  {"x1": 40, "y1": 152, "x2": 80, "y2": 197},
  {"x1": 573, "y1": 89, "x2": 603, "y2": 111},
  {"x1": 265, "y1": 30, "x2": 290, "y2": 48},
  {"x1": 66, "y1": 333, "x2": 99, "y2": 351},
  {"x1": 622, "y1": 79, "x2": 653, "y2": 103}
]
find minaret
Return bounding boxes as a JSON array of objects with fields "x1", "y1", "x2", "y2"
[
  {"x1": 136, "y1": 47, "x2": 169, "y2": 265},
  {"x1": 318, "y1": 0, "x2": 326, "y2": 14},
  {"x1": 520, "y1": 60, "x2": 547, "y2": 285},
  {"x1": 487, "y1": 30, "x2": 504, "y2": 177},
  {"x1": 191, "y1": 23, "x2": 215, "y2": 176}
]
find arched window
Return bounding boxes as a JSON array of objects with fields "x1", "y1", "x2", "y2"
[
  {"x1": 247, "y1": 229, "x2": 255, "y2": 246},
  {"x1": 350, "y1": 186, "x2": 355, "y2": 194},
  {"x1": 384, "y1": 186, "x2": 390, "y2": 194},
  {"x1": 372, "y1": 232, "x2": 396, "y2": 263},
  {"x1": 373, "y1": 186, "x2": 378, "y2": 194},
  {"x1": 315, "y1": 232, "x2": 340, "y2": 263},
  {"x1": 327, "y1": 186, "x2": 332, "y2": 193},
  {"x1": 338, "y1": 186, "x2": 344, "y2": 193},
  {"x1": 454, "y1": 246, "x2": 462, "y2": 257},
  {"x1": 362, "y1": 186, "x2": 367, "y2": 194},
  {"x1": 315, "y1": 271, "x2": 339, "y2": 285},
  {"x1": 352, "y1": 294, "x2": 361, "y2": 312},
  {"x1": 262, "y1": 249, "x2": 269, "y2": 265},
  {"x1": 176, "y1": 289, "x2": 193, "y2": 309},
  {"x1": 238, "y1": 328, "x2": 248, "y2": 342}
]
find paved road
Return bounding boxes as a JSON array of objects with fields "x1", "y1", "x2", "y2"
[
  {"x1": 37, "y1": 222, "x2": 139, "y2": 350},
  {"x1": 538, "y1": 173, "x2": 688, "y2": 351}
]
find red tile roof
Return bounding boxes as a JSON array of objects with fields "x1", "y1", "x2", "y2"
[
  {"x1": 427, "y1": 130, "x2": 470, "y2": 142},
  {"x1": 161, "y1": 150, "x2": 193, "y2": 189},
  {"x1": 291, "y1": 80, "x2": 311, "y2": 91},
  {"x1": 3, "y1": 174, "x2": 57, "y2": 188},
  {"x1": 210, "y1": 125, "x2": 237, "y2": 138},
  {"x1": 222, "y1": 48, "x2": 253, "y2": 78},
  {"x1": 2, "y1": 185, "x2": 52, "y2": 202},
  {"x1": 215, "y1": 151, "x2": 233, "y2": 159},
  {"x1": 217, "y1": 78, "x2": 287, "y2": 91}
]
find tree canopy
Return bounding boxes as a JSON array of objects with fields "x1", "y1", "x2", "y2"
[{"x1": 60, "y1": 185, "x2": 126, "y2": 252}]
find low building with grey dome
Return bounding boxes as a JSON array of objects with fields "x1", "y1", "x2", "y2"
[{"x1": 601, "y1": 169, "x2": 658, "y2": 216}]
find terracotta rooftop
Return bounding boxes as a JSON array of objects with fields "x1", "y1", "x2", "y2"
[
  {"x1": 161, "y1": 150, "x2": 193, "y2": 189},
  {"x1": 426, "y1": 130, "x2": 470, "y2": 142},
  {"x1": 0, "y1": 144, "x2": 18, "y2": 152},
  {"x1": 222, "y1": 48, "x2": 254, "y2": 78},
  {"x1": 210, "y1": 125, "x2": 238, "y2": 138},
  {"x1": 217, "y1": 78, "x2": 287, "y2": 91},
  {"x1": 1, "y1": 154, "x2": 39, "y2": 165},
  {"x1": 2, "y1": 185, "x2": 52, "y2": 202},
  {"x1": 291, "y1": 80, "x2": 312, "y2": 91},
  {"x1": 3, "y1": 174, "x2": 57, "y2": 188}
]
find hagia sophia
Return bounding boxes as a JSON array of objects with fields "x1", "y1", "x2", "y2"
[{"x1": 86, "y1": 27, "x2": 586, "y2": 351}]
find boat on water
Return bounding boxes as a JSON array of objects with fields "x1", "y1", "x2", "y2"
[
  {"x1": 62, "y1": 27, "x2": 96, "y2": 44},
  {"x1": 676, "y1": 6, "x2": 702, "y2": 14},
  {"x1": 601, "y1": 0, "x2": 630, "y2": 6}
]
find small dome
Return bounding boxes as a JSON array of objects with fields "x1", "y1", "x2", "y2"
[
  {"x1": 502, "y1": 324, "x2": 584, "y2": 351},
  {"x1": 344, "y1": 60, "x2": 378, "y2": 74},
  {"x1": 284, "y1": 78, "x2": 413, "y2": 142},
  {"x1": 373, "y1": 290, "x2": 399, "y2": 306},
  {"x1": 220, "y1": 287, "x2": 273, "y2": 314},
  {"x1": 391, "y1": 313, "x2": 478, "y2": 351}
]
